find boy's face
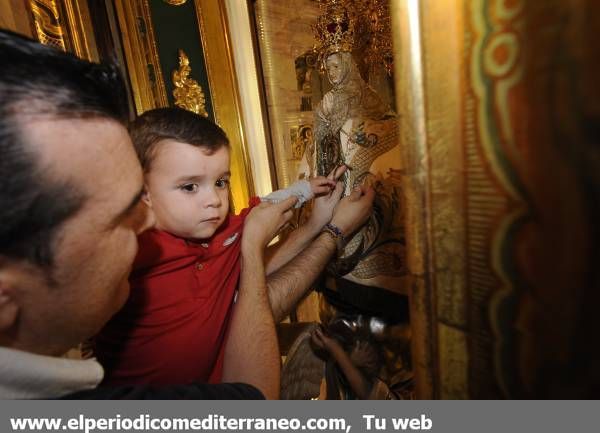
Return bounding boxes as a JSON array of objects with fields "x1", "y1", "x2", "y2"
[{"x1": 144, "y1": 140, "x2": 230, "y2": 240}]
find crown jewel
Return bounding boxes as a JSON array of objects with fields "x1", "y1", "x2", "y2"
[
  {"x1": 314, "y1": 0, "x2": 357, "y2": 61},
  {"x1": 314, "y1": 0, "x2": 394, "y2": 75}
]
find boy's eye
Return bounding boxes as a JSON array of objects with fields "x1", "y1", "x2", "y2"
[
  {"x1": 179, "y1": 183, "x2": 199, "y2": 193},
  {"x1": 215, "y1": 178, "x2": 230, "y2": 189}
]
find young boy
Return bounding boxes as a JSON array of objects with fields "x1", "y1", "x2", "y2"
[{"x1": 94, "y1": 107, "x2": 338, "y2": 386}]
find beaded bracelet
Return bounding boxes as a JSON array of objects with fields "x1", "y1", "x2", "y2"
[
  {"x1": 324, "y1": 222, "x2": 345, "y2": 240},
  {"x1": 321, "y1": 222, "x2": 345, "y2": 256}
]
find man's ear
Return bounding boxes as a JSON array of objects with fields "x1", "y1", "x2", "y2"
[{"x1": 0, "y1": 279, "x2": 19, "y2": 333}]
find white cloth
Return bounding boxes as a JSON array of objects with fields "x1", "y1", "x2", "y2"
[
  {"x1": 0, "y1": 346, "x2": 103, "y2": 399},
  {"x1": 260, "y1": 179, "x2": 313, "y2": 209}
]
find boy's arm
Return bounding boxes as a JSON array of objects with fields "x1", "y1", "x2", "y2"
[
  {"x1": 221, "y1": 197, "x2": 297, "y2": 400},
  {"x1": 267, "y1": 185, "x2": 375, "y2": 322}
]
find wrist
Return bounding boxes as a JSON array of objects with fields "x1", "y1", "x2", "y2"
[
  {"x1": 319, "y1": 223, "x2": 345, "y2": 256},
  {"x1": 242, "y1": 238, "x2": 263, "y2": 255},
  {"x1": 329, "y1": 217, "x2": 349, "y2": 235},
  {"x1": 306, "y1": 216, "x2": 326, "y2": 235},
  {"x1": 323, "y1": 222, "x2": 345, "y2": 240}
]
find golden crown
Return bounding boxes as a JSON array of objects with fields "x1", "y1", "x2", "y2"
[
  {"x1": 313, "y1": 0, "x2": 357, "y2": 61},
  {"x1": 314, "y1": 0, "x2": 394, "y2": 75}
]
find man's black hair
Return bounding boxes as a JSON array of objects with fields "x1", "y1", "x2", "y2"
[{"x1": 0, "y1": 29, "x2": 129, "y2": 266}]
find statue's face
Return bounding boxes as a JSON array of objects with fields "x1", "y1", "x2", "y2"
[{"x1": 325, "y1": 53, "x2": 344, "y2": 85}]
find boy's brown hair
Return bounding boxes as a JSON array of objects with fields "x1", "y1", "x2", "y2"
[{"x1": 129, "y1": 107, "x2": 229, "y2": 172}]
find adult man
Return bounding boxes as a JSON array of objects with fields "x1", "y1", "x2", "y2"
[
  {"x1": 0, "y1": 30, "x2": 283, "y2": 399},
  {"x1": 0, "y1": 30, "x2": 374, "y2": 399}
]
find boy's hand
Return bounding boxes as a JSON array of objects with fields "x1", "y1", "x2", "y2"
[
  {"x1": 243, "y1": 196, "x2": 298, "y2": 249},
  {"x1": 330, "y1": 185, "x2": 375, "y2": 237}
]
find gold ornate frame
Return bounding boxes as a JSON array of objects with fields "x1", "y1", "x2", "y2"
[
  {"x1": 113, "y1": 0, "x2": 169, "y2": 114},
  {"x1": 392, "y1": 0, "x2": 471, "y2": 399},
  {"x1": 193, "y1": 0, "x2": 255, "y2": 211},
  {"x1": 27, "y1": 0, "x2": 98, "y2": 61}
]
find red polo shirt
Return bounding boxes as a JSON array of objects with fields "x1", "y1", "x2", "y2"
[{"x1": 94, "y1": 198, "x2": 260, "y2": 386}]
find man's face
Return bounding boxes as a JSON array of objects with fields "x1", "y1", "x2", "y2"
[
  {"x1": 144, "y1": 140, "x2": 231, "y2": 240},
  {"x1": 12, "y1": 117, "x2": 152, "y2": 355}
]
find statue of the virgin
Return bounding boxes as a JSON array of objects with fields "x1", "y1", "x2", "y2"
[{"x1": 285, "y1": 1, "x2": 412, "y2": 400}]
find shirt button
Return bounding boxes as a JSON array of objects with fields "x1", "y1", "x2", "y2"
[{"x1": 195, "y1": 262, "x2": 203, "y2": 271}]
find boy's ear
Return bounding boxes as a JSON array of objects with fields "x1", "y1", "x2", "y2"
[
  {"x1": 0, "y1": 278, "x2": 19, "y2": 333},
  {"x1": 141, "y1": 187, "x2": 152, "y2": 208}
]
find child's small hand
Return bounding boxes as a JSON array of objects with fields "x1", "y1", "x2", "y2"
[
  {"x1": 243, "y1": 196, "x2": 298, "y2": 249},
  {"x1": 309, "y1": 176, "x2": 337, "y2": 197}
]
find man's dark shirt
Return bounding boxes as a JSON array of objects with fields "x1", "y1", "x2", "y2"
[{"x1": 62, "y1": 383, "x2": 264, "y2": 399}]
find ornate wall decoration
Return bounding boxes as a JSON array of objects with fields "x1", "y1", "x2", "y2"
[
  {"x1": 463, "y1": 0, "x2": 527, "y2": 398},
  {"x1": 354, "y1": 0, "x2": 394, "y2": 76},
  {"x1": 393, "y1": 0, "x2": 600, "y2": 398},
  {"x1": 29, "y1": 0, "x2": 66, "y2": 51},
  {"x1": 172, "y1": 49, "x2": 208, "y2": 116},
  {"x1": 27, "y1": 0, "x2": 97, "y2": 61}
]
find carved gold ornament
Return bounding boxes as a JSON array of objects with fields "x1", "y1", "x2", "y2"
[
  {"x1": 358, "y1": 0, "x2": 393, "y2": 75},
  {"x1": 29, "y1": 0, "x2": 66, "y2": 51},
  {"x1": 162, "y1": 0, "x2": 188, "y2": 6},
  {"x1": 172, "y1": 49, "x2": 208, "y2": 117}
]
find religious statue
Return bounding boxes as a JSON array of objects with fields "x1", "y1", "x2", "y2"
[
  {"x1": 282, "y1": 0, "x2": 412, "y2": 400},
  {"x1": 311, "y1": 49, "x2": 405, "y2": 282}
]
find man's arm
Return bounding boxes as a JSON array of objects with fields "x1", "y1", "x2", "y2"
[
  {"x1": 264, "y1": 187, "x2": 340, "y2": 275},
  {"x1": 221, "y1": 197, "x2": 297, "y2": 400},
  {"x1": 267, "y1": 185, "x2": 375, "y2": 322},
  {"x1": 264, "y1": 222, "x2": 318, "y2": 276},
  {"x1": 267, "y1": 231, "x2": 336, "y2": 322},
  {"x1": 265, "y1": 167, "x2": 347, "y2": 275}
]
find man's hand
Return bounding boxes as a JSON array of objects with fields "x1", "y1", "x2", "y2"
[
  {"x1": 307, "y1": 165, "x2": 347, "y2": 231},
  {"x1": 330, "y1": 185, "x2": 375, "y2": 236},
  {"x1": 308, "y1": 176, "x2": 336, "y2": 196},
  {"x1": 243, "y1": 196, "x2": 298, "y2": 249}
]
